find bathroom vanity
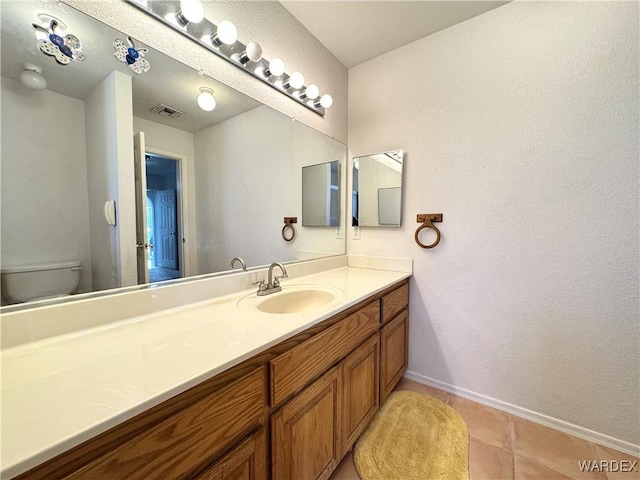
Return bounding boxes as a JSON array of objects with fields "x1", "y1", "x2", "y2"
[{"x1": 2, "y1": 258, "x2": 410, "y2": 480}]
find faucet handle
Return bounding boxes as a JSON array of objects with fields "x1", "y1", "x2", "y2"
[
  {"x1": 252, "y1": 278, "x2": 266, "y2": 291},
  {"x1": 273, "y1": 272, "x2": 288, "y2": 287}
]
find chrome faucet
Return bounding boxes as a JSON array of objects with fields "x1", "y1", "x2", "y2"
[
  {"x1": 252, "y1": 262, "x2": 288, "y2": 296},
  {"x1": 228, "y1": 257, "x2": 247, "y2": 271}
]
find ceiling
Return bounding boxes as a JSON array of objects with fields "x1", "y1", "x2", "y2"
[{"x1": 280, "y1": 1, "x2": 510, "y2": 68}]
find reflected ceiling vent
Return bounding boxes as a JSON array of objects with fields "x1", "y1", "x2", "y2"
[{"x1": 150, "y1": 103, "x2": 184, "y2": 118}]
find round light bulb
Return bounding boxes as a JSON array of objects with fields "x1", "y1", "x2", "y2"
[
  {"x1": 305, "y1": 84, "x2": 319, "y2": 100},
  {"x1": 216, "y1": 20, "x2": 237, "y2": 45},
  {"x1": 179, "y1": 0, "x2": 204, "y2": 24},
  {"x1": 267, "y1": 58, "x2": 285, "y2": 77},
  {"x1": 197, "y1": 87, "x2": 216, "y2": 111},
  {"x1": 244, "y1": 42, "x2": 263, "y2": 62},
  {"x1": 320, "y1": 94, "x2": 333, "y2": 108},
  {"x1": 287, "y1": 72, "x2": 304, "y2": 89},
  {"x1": 20, "y1": 63, "x2": 47, "y2": 90}
]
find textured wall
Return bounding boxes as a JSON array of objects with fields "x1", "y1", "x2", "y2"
[
  {"x1": 349, "y1": 1, "x2": 639, "y2": 447},
  {"x1": 85, "y1": 71, "x2": 135, "y2": 290},
  {"x1": 193, "y1": 106, "x2": 346, "y2": 273},
  {"x1": 0, "y1": 77, "x2": 92, "y2": 295},
  {"x1": 64, "y1": 0, "x2": 348, "y2": 144}
]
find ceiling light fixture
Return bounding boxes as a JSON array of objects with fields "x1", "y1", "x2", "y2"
[
  {"x1": 197, "y1": 87, "x2": 216, "y2": 111},
  {"x1": 20, "y1": 63, "x2": 47, "y2": 90},
  {"x1": 127, "y1": 0, "x2": 332, "y2": 115}
]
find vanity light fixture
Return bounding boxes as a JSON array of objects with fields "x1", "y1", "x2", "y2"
[
  {"x1": 299, "y1": 84, "x2": 319, "y2": 100},
  {"x1": 20, "y1": 63, "x2": 47, "y2": 90},
  {"x1": 283, "y1": 71, "x2": 304, "y2": 90},
  {"x1": 264, "y1": 58, "x2": 285, "y2": 78},
  {"x1": 197, "y1": 87, "x2": 216, "y2": 111},
  {"x1": 126, "y1": 0, "x2": 333, "y2": 116},
  {"x1": 315, "y1": 94, "x2": 333, "y2": 109},
  {"x1": 210, "y1": 20, "x2": 237, "y2": 47},
  {"x1": 237, "y1": 41, "x2": 262, "y2": 65},
  {"x1": 175, "y1": 0, "x2": 204, "y2": 26}
]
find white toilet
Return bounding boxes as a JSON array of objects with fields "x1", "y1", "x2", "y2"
[{"x1": 1, "y1": 260, "x2": 82, "y2": 304}]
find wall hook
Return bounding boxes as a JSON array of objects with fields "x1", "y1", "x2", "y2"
[
  {"x1": 282, "y1": 217, "x2": 297, "y2": 242},
  {"x1": 415, "y1": 214, "x2": 443, "y2": 249}
]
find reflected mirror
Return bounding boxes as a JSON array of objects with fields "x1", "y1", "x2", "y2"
[
  {"x1": 0, "y1": 1, "x2": 346, "y2": 308},
  {"x1": 352, "y1": 150, "x2": 404, "y2": 227},
  {"x1": 302, "y1": 161, "x2": 340, "y2": 227}
]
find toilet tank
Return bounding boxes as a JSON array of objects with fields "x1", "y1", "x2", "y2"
[{"x1": 1, "y1": 261, "x2": 81, "y2": 304}]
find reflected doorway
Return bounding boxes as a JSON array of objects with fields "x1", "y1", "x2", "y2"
[{"x1": 145, "y1": 154, "x2": 181, "y2": 283}]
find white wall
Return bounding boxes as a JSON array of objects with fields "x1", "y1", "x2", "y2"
[
  {"x1": 194, "y1": 106, "x2": 346, "y2": 273},
  {"x1": 133, "y1": 116, "x2": 197, "y2": 276},
  {"x1": 65, "y1": 0, "x2": 348, "y2": 143},
  {"x1": 349, "y1": 1, "x2": 639, "y2": 449},
  {"x1": 85, "y1": 71, "x2": 135, "y2": 291},
  {"x1": 0, "y1": 77, "x2": 92, "y2": 296},
  {"x1": 292, "y1": 119, "x2": 347, "y2": 259}
]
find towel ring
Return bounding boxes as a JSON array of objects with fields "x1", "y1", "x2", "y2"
[
  {"x1": 415, "y1": 214, "x2": 443, "y2": 249},
  {"x1": 282, "y1": 217, "x2": 297, "y2": 242}
]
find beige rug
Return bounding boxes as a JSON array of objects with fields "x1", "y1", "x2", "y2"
[{"x1": 353, "y1": 391, "x2": 469, "y2": 480}]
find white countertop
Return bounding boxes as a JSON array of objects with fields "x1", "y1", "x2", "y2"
[{"x1": 1, "y1": 264, "x2": 410, "y2": 479}]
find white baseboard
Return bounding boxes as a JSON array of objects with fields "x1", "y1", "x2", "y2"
[{"x1": 403, "y1": 370, "x2": 640, "y2": 457}]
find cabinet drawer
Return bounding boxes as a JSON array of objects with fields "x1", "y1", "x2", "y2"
[
  {"x1": 270, "y1": 301, "x2": 379, "y2": 407},
  {"x1": 66, "y1": 368, "x2": 267, "y2": 480},
  {"x1": 381, "y1": 282, "x2": 408, "y2": 325}
]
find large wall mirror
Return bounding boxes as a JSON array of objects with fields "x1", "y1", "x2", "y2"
[
  {"x1": 0, "y1": 1, "x2": 346, "y2": 308},
  {"x1": 352, "y1": 150, "x2": 404, "y2": 227}
]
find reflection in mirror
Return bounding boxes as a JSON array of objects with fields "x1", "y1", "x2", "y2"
[
  {"x1": 352, "y1": 150, "x2": 404, "y2": 227},
  {"x1": 302, "y1": 161, "x2": 341, "y2": 227},
  {"x1": 0, "y1": 1, "x2": 346, "y2": 308}
]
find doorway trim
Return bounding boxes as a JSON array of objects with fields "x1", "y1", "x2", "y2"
[{"x1": 144, "y1": 146, "x2": 191, "y2": 279}]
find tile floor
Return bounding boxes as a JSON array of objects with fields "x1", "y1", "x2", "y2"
[{"x1": 330, "y1": 378, "x2": 639, "y2": 480}]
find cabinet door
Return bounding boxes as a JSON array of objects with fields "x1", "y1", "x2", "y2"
[
  {"x1": 340, "y1": 335, "x2": 379, "y2": 457},
  {"x1": 195, "y1": 429, "x2": 267, "y2": 480},
  {"x1": 380, "y1": 310, "x2": 408, "y2": 403},
  {"x1": 271, "y1": 367, "x2": 341, "y2": 480}
]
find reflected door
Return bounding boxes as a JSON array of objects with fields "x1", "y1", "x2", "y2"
[
  {"x1": 133, "y1": 132, "x2": 150, "y2": 284},
  {"x1": 157, "y1": 189, "x2": 177, "y2": 270}
]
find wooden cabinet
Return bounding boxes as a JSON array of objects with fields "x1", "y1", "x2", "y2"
[
  {"x1": 380, "y1": 310, "x2": 409, "y2": 403},
  {"x1": 340, "y1": 334, "x2": 379, "y2": 457},
  {"x1": 269, "y1": 300, "x2": 378, "y2": 407},
  {"x1": 63, "y1": 368, "x2": 267, "y2": 480},
  {"x1": 195, "y1": 429, "x2": 267, "y2": 480},
  {"x1": 16, "y1": 279, "x2": 409, "y2": 480},
  {"x1": 271, "y1": 367, "x2": 342, "y2": 480},
  {"x1": 381, "y1": 282, "x2": 409, "y2": 324},
  {"x1": 271, "y1": 331, "x2": 382, "y2": 480}
]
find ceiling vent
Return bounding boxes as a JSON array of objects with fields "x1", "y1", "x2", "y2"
[{"x1": 150, "y1": 103, "x2": 184, "y2": 118}]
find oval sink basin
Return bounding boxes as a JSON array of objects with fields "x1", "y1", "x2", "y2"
[{"x1": 237, "y1": 285, "x2": 344, "y2": 315}]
